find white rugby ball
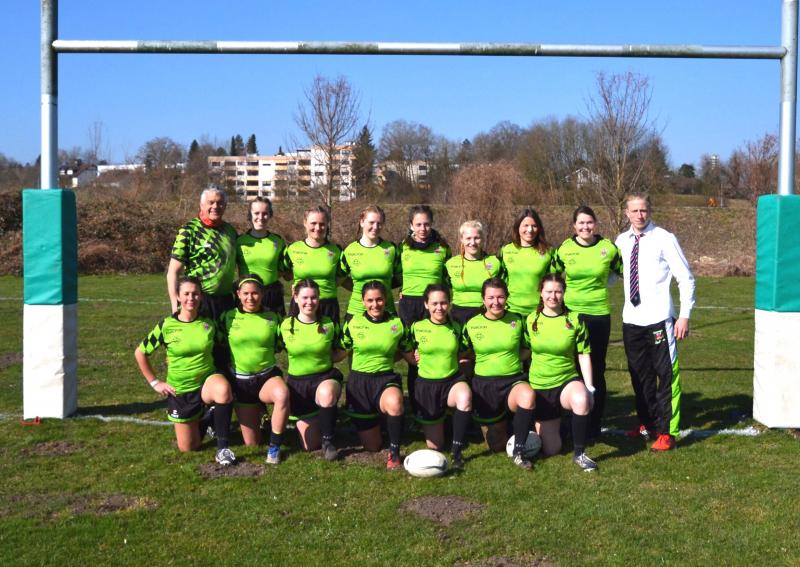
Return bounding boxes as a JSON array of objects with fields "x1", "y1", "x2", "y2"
[
  {"x1": 403, "y1": 449, "x2": 449, "y2": 477},
  {"x1": 506, "y1": 431, "x2": 543, "y2": 459}
]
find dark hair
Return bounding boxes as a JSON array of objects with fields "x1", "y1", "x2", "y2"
[
  {"x1": 304, "y1": 205, "x2": 331, "y2": 241},
  {"x1": 423, "y1": 283, "x2": 451, "y2": 304},
  {"x1": 511, "y1": 207, "x2": 549, "y2": 254},
  {"x1": 249, "y1": 197, "x2": 274, "y2": 224},
  {"x1": 530, "y1": 273, "x2": 571, "y2": 333},
  {"x1": 234, "y1": 273, "x2": 265, "y2": 311},
  {"x1": 288, "y1": 278, "x2": 324, "y2": 335},
  {"x1": 572, "y1": 205, "x2": 597, "y2": 223},
  {"x1": 361, "y1": 279, "x2": 387, "y2": 299},
  {"x1": 356, "y1": 205, "x2": 386, "y2": 240},
  {"x1": 481, "y1": 277, "x2": 508, "y2": 298},
  {"x1": 404, "y1": 205, "x2": 435, "y2": 246},
  {"x1": 176, "y1": 275, "x2": 203, "y2": 295}
]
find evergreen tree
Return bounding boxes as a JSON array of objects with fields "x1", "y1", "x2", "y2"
[
  {"x1": 246, "y1": 134, "x2": 258, "y2": 155},
  {"x1": 215, "y1": 146, "x2": 227, "y2": 156},
  {"x1": 188, "y1": 139, "x2": 200, "y2": 162},
  {"x1": 352, "y1": 125, "x2": 376, "y2": 194},
  {"x1": 230, "y1": 134, "x2": 245, "y2": 156}
]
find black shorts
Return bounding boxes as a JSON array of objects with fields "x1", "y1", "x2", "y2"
[
  {"x1": 414, "y1": 374, "x2": 468, "y2": 424},
  {"x1": 398, "y1": 295, "x2": 427, "y2": 327},
  {"x1": 231, "y1": 366, "x2": 284, "y2": 407},
  {"x1": 345, "y1": 369, "x2": 402, "y2": 431},
  {"x1": 288, "y1": 368, "x2": 344, "y2": 420},
  {"x1": 262, "y1": 281, "x2": 286, "y2": 316},
  {"x1": 450, "y1": 304, "x2": 482, "y2": 327},
  {"x1": 166, "y1": 388, "x2": 204, "y2": 423},
  {"x1": 471, "y1": 374, "x2": 528, "y2": 424},
  {"x1": 533, "y1": 376, "x2": 583, "y2": 421},
  {"x1": 291, "y1": 296, "x2": 340, "y2": 326}
]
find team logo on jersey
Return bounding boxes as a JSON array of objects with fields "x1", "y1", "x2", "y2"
[
  {"x1": 203, "y1": 322, "x2": 210, "y2": 331},
  {"x1": 486, "y1": 262, "x2": 495, "y2": 271},
  {"x1": 351, "y1": 258, "x2": 360, "y2": 266},
  {"x1": 390, "y1": 324, "x2": 399, "y2": 334},
  {"x1": 601, "y1": 248, "x2": 608, "y2": 257},
  {"x1": 384, "y1": 248, "x2": 391, "y2": 257},
  {"x1": 653, "y1": 329, "x2": 665, "y2": 344},
  {"x1": 419, "y1": 336, "x2": 428, "y2": 344},
  {"x1": 320, "y1": 325, "x2": 328, "y2": 334},
  {"x1": 510, "y1": 320, "x2": 518, "y2": 329},
  {"x1": 475, "y1": 332, "x2": 484, "y2": 341},
  {"x1": 327, "y1": 250, "x2": 335, "y2": 259}
]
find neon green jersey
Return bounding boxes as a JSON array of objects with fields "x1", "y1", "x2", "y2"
[
  {"x1": 553, "y1": 237, "x2": 622, "y2": 316},
  {"x1": 283, "y1": 240, "x2": 343, "y2": 300},
  {"x1": 410, "y1": 318, "x2": 462, "y2": 380},
  {"x1": 170, "y1": 218, "x2": 238, "y2": 296},
  {"x1": 524, "y1": 310, "x2": 590, "y2": 389},
  {"x1": 340, "y1": 240, "x2": 400, "y2": 315},
  {"x1": 217, "y1": 308, "x2": 281, "y2": 375},
  {"x1": 280, "y1": 316, "x2": 341, "y2": 376},
  {"x1": 341, "y1": 313, "x2": 410, "y2": 374},
  {"x1": 498, "y1": 243, "x2": 554, "y2": 316},
  {"x1": 139, "y1": 315, "x2": 216, "y2": 394},
  {"x1": 444, "y1": 255, "x2": 501, "y2": 308},
  {"x1": 399, "y1": 238, "x2": 451, "y2": 297},
  {"x1": 236, "y1": 231, "x2": 287, "y2": 285},
  {"x1": 462, "y1": 312, "x2": 525, "y2": 377}
]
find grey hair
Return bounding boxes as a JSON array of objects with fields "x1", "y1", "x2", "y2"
[{"x1": 200, "y1": 186, "x2": 227, "y2": 205}]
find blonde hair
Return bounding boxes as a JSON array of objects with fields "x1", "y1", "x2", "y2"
[{"x1": 458, "y1": 220, "x2": 490, "y2": 283}]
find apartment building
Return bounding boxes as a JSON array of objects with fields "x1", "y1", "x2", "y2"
[{"x1": 208, "y1": 146, "x2": 354, "y2": 201}]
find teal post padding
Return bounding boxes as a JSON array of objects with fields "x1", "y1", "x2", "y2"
[
  {"x1": 755, "y1": 194, "x2": 800, "y2": 312},
  {"x1": 23, "y1": 189, "x2": 78, "y2": 305}
]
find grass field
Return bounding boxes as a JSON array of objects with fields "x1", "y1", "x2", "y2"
[{"x1": 0, "y1": 275, "x2": 797, "y2": 566}]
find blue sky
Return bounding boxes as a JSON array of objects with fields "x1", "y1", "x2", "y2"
[{"x1": 1, "y1": 1, "x2": 784, "y2": 169}]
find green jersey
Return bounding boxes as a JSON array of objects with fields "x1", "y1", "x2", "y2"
[
  {"x1": 524, "y1": 310, "x2": 590, "y2": 390},
  {"x1": 399, "y1": 238, "x2": 451, "y2": 297},
  {"x1": 236, "y1": 231, "x2": 287, "y2": 285},
  {"x1": 139, "y1": 315, "x2": 216, "y2": 394},
  {"x1": 170, "y1": 218, "x2": 238, "y2": 296},
  {"x1": 217, "y1": 308, "x2": 281, "y2": 375},
  {"x1": 340, "y1": 239, "x2": 400, "y2": 315},
  {"x1": 444, "y1": 255, "x2": 501, "y2": 308},
  {"x1": 283, "y1": 240, "x2": 342, "y2": 300},
  {"x1": 280, "y1": 316, "x2": 341, "y2": 376},
  {"x1": 462, "y1": 312, "x2": 525, "y2": 377},
  {"x1": 341, "y1": 313, "x2": 410, "y2": 374},
  {"x1": 410, "y1": 318, "x2": 462, "y2": 380},
  {"x1": 553, "y1": 236, "x2": 622, "y2": 316},
  {"x1": 498, "y1": 243, "x2": 554, "y2": 316}
]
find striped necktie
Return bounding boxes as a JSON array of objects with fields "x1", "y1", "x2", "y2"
[{"x1": 630, "y1": 234, "x2": 642, "y2": 306}]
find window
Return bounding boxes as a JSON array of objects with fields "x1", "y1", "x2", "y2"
[
  {"x1": 247, "y1": 161, "x2": 258, "y2": 166},
  {"x1": 210, "y1": 161, "x2": 221, "y2": 167}
]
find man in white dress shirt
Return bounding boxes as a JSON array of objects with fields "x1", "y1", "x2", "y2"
[{"x1": 616, "y1": 194, "x2": 695, "y2": 452}]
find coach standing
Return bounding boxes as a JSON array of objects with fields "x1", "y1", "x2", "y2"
[
  {"x1": 166, "y1": 187, "x2": 238, "y2": 319},
  {"x1": 616, "y1": 194, "x2": 695, "y2": 452}
]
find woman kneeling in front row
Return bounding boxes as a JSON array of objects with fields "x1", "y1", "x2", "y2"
[
  {"x1": 134, "y1": 276, "x2": 237, "y2": 466},
  {"x1": 526, "y1": 273, "x2": 598, "y2": 471},
  {"x1": 342, "y1": 280, "x2": 410, "y2": 470}
]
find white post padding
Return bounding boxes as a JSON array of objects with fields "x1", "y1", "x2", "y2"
[
  {"x1": 753, "y1": 309, "x2": 800, "y2": 427},
  {"x1": 23, "y1": 303, "x2": 78, "y2": 419}
]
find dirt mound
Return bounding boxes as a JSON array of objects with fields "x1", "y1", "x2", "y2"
[
  {"x1": 401, "y1": 495, "x2": 483, "y2": 526},
  {"x1": 22, "y1": 440, "x2": 83, "y2": 457},
  {"x1": 339, "y1": 447, "x2": 387, "y2": 466},
  {"x1": 199, "y1": 461, "x2": 266, "y2": 479},
  {"x1": 71, "y1": 494, "x2": 158, "y2": 516},
  {"x1": 1, "y1": 492, "x2": 157, "y2": 519}
]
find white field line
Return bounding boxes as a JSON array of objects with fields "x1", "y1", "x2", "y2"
[
  {"x1": 1, "y1": 412, "x2": 764, "y2": 436},
  {"x1": 0, "y1": 296, "x2": 754, "y2": 311}
]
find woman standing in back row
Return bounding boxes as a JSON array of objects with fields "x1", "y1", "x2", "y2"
[
  {"x1": 282, "y1": 205, "x2": 343, "y2": 325},
  {"x1": 340, "y1": 205, "x2": 400, "y2": 322},
  {"x1": 553, "y1": 206, "x2": 622, "y2": 439},
  {"x1": 445, "y1": 220, "x2": 501, "y2": 327},
  {"x1": 498, "y1": 207, "x2": 554, "y2": 319}
]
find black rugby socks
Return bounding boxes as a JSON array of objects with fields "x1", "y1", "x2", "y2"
[
  {"x1": 386, "y1": 414, "x2": 403, "y2": 456},
  {"x1": 513, "y1": 408, "x2": 534, "y2": 455},
  {"x1": 213, "y1": 402, "x2": 233, "y2": 449}
]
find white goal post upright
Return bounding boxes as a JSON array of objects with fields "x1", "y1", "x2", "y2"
[{"x1": 31, "y1": 0, "x2": 798, "y2": 426}]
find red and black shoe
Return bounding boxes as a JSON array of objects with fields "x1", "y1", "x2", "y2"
[
  {"x1": 650, "y1": 434, "x2": 676, "y2": 452},
  {"x1": 386, "y1": 452, "x2": 402, "y2": 470},
  {"x1": 625, "y1": 424, "x2": 651, "y2": 440}
]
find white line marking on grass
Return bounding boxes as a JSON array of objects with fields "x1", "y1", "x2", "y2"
[{"x1": 0, "y1": 413, "x2": 171, "y2": 427}]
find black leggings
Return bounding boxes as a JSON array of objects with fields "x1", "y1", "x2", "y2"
[{"x1": 578, "y1": 313, "x2": 611, "y2": 437}]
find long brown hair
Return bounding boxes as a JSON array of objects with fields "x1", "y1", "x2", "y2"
[
  {"x1": 288, "y1": 278, "x2": 325, "y2": 335},
  {"x1": 511, "y1": 207, "x2": 549, "y2": 254},
  {"x1": 355, "y1": 205, "x2": 386, "y2": 241},
  {"x1": 304, "y1": 205, "x2": 331, "y2": 241}
]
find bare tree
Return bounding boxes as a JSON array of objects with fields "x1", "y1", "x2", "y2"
[
  {"x1": 295, "y1": 75, "x2": 361, "y2": 207},
  {"x1": 85, "y1": 120, "x2": 109, "y2": 164},
  {"x1": 585, "y1": 72, "x2": 657, "y2": 232}
]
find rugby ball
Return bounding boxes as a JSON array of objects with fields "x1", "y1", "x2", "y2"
[
  {"x1": 403, "y1": 449, "x2": 449, "y2": 478},
  {"x1": 505, "y1": 431, "x2": 543, "y2": 459}
]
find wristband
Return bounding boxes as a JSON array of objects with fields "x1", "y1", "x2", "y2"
[{"x1": 149, "y1": 379, "x2": 160, "y2": 388}]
